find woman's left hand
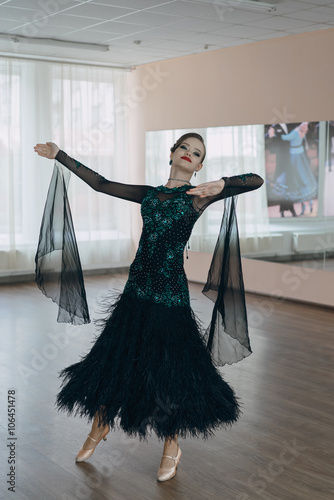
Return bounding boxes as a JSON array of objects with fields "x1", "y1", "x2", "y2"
[{"x1": 186, "y1": 179, "x2": 225, "y2": 198}]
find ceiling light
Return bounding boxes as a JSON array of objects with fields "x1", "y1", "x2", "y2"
[
  {"x1": 0, "y1": 33, "x2": 109, "y2": 52},
  {"x1": 0, "y1": 51, "x2": 134, "y2": 70},
  {"x1": 191, "y1": 0, "x2": 276, "y2": 13}
]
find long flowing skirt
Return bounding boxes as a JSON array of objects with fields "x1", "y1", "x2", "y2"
[
  {"x1": 267, "y1": 152, "x2": 318, "y2": 204},
  {"x1": 56, "y1": 292, "x2": 241, "y2": 441}
]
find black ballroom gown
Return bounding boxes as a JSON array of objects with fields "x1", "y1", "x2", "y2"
[{"x1": 35, "y1": 150, "x2": 263, "y2": 441}]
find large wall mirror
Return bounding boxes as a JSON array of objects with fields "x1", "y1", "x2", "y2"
[{"x1": 146, "y1": 122, "x2": 334, "y2": 271}]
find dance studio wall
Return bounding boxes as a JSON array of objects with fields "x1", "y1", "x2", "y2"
[
  {"x1": 128, "y1": 27, "x2": 334, "y2": 132},
  {"x1": 127, "y1": 27, "x2": 334, "y2": 307}
]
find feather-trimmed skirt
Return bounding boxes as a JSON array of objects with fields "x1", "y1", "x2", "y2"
[{"x1": 56, "y1": 292, "x2": 241, "y2": 440}]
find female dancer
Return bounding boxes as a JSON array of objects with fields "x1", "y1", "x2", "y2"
[
  {"x1": 268, "y1": 123, "x2": 317, "y2": 216},
  {"x1": 280, "y1": 122, "x2": 317, "y2": 215},
  {"x1": 34, "y1": 133, "x2": 263, "y2": 482}
]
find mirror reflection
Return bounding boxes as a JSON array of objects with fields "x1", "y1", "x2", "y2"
[{"x1": 146, "y1": 122, "x2": 334, "y2": 271}]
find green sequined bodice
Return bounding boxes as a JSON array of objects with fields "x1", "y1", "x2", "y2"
[{"x1": 123, "y1": 185, "x2": 199, "y2": 307}]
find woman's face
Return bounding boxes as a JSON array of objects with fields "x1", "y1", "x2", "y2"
[
  {"x1": 300, "y1": 122, "x2": 308, "y2": 133},
  {"x1": 170, "y1": 137, "x2": 204, "y2": 173}
]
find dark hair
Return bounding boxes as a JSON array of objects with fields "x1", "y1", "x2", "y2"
[{"x1": 170, "y1": 133, "x2": 206, "y2": 163}]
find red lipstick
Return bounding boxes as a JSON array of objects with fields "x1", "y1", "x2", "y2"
[{"x1": 181, "y1": 156, "x2": 191, "y2": 163}]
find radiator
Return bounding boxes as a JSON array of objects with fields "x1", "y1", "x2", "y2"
[{"x1": 292, "y1": 232, "x2": 334, "y2": 253}]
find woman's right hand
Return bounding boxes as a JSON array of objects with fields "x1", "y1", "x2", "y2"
[{"x1": 34, "y1": 142, "x2": 60, "y2": 159}]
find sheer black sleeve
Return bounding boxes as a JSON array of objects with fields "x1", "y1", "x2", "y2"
[
  {"x1": 193, "y1": 173, "x2": 264, "y2": 213},
  {"x1": 55, "y1": 150, "x2": 151, "y2": 203},
  {"x1": 35, "y1": 162, "x2": 90, "y2": 325},
  {"x1": 35, "y1": 152, "x2": 152, "y2": 325},
  {"x1": 197, "y1": 173, "x2": 264, "y2": 366}
]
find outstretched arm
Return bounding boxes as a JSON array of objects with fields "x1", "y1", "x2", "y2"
[
  {"x1": 281, "y1": 129, "x2": 298, "y2": 141},
  {"x1": 34, "y1": 142, "x2": 151, "y2": 204},
  {"x1": 187, "y1": 173, "x2": 264, "y2": 212}
]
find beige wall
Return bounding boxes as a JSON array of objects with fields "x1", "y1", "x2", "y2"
[
  {"x1": 184, "y1": 253, "x2": 334, "y2": 308},
  {"x1": 129, "y1": 28, "x2": 334, "y2": 132},
  {"x1": 128, "y1": 28, "x2": 334, "y2": 306}
]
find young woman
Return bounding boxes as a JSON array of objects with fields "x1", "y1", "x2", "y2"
[
  {"x1": 280, "y1": 122, "x2": 318, "y2": 216},
  {"x1": 268, "y1": 123, "x2": 318, "y2": 216},
  {"x1": 34, "y1": 133, "x2": 263, "y2": 482}
]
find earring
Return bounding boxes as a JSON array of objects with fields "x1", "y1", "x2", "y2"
[
  {"x1": 194, "y1": 171, "x2": 197, "y2": 177},
  {"x1": 169, "y1": 160, "x2": 172, "y2": 165}
]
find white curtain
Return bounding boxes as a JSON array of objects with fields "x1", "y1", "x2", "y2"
[
  {"x1": 145, "y1": 126, "x2": 270, "y2": 254},
  {"x1": 0, "y1": 57, "x2": 131, "y2": 274}
]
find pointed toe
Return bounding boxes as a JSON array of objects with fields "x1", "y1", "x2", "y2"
[
  {"x1": 75, "y1": 426, "x2": 109, "y2": 463},
  {"x1": 157, "y1": 445, "x2": 182, "y2": 482}
]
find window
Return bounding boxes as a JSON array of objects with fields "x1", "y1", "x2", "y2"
[{"x1": 1, "y1": 59, "x2": 130, "y2": 273}]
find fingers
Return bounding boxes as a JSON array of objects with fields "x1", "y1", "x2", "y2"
[
  {"x1": 34, "y1": 143, "x2": 53, "y2": 158},
  {"x1": 34, "y1": 145, "x2": 47, "y2": 156},
  {"x1": 188, "y1": 183, "x2": 207, "y2": 191},
  {"x1": 186, "y1": 184, "x2": 211, "y2": 197},
  {"x1": 34, "y1": 147, "x2": 45, "y2": 154},
  {"x1": 187, "y1": 181, "x2": 224, "y2": 198}
]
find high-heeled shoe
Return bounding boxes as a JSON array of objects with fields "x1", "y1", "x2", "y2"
[
  {"x1": 75, "y1": 425, "x2": 110, "y2": 463},
  {"x1": 157, "y1": 444, "x2": 182, "y2": 482}
]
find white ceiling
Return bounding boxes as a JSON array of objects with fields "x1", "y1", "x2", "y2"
[{"x1": 0, "y1": 0, "x2": 334, "y2": 67}]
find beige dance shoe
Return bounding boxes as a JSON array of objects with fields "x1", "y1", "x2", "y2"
[
  {"x1": 157, "y1": 444, "x2": 182, "y2": 482},
  {"x1": 75, "y1": 425, "x2": 110, "y2": 463}
]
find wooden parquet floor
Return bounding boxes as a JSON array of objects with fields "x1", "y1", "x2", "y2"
[{"x1": 0, "y1": 274, "x2": 333, "y2": 500}]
